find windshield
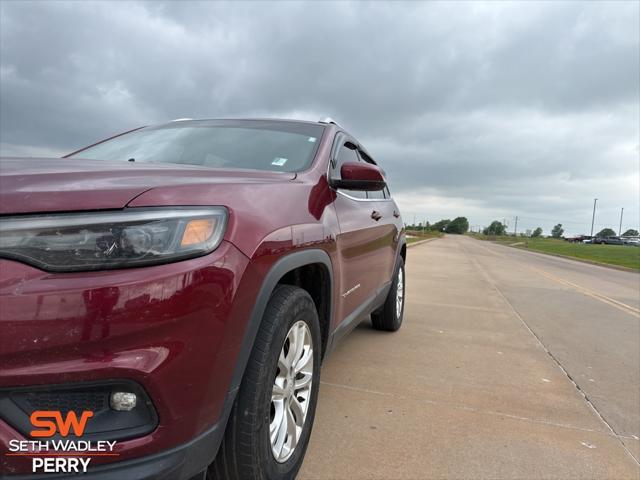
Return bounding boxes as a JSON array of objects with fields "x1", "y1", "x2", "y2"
[{"x1": 68, "y1": 120, "x2": 325, "y2": 173}]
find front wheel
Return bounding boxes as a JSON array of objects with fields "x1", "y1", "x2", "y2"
[
  {"x1": 209, "y1": 285, "x2": 321, "y2": 480},
  {"x1": 371, "y1": 257, "x2": 405, "y2": 332}
]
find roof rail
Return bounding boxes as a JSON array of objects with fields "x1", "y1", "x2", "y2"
[
  {"x1": 318, "y1": 117, "x2": 339, "y2": 126},
  {"x1": 171, "y1": 118, "x2": 193, "y2": 122}
]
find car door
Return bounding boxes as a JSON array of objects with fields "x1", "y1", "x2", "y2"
[
  {"x1": 359, "y1": 150, "x2": 400, "y2": 283},
  {"x1": 330, "y1": 136, "x2": 397, "y2": 325}
]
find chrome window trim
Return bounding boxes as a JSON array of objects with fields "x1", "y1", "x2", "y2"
[{"x1": 336, "y1": 190, "x2": 393, "y2": 202}]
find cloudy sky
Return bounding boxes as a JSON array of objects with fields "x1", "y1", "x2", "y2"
[{"x1": 1, "y1": 1, "x2": 638, "y2": 235}]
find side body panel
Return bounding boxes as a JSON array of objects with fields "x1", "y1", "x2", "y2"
[
  {"x1": 370, "y1": 197, "x2": 403, "y2": 281},
  {"x1": 332, "y1": 192, "x2": 390, "y2": 324},
  {"x1": 326, "y1": 130, "x2": 404, "y2": 332}
]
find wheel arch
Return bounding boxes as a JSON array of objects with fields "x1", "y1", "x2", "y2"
[
  {"x1": 227, "y1": 249, "x2": 333, "y2": 397},
  {"x1": 201, "y1": 249, "x2": 333, "y2": 472},
  {"x1": 276, "y1": 262, "x2": 332, "y2": 361}
]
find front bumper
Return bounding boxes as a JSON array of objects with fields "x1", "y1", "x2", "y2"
[{"x1": 0, "y1": 240, "x2": 253, "y2": 476}]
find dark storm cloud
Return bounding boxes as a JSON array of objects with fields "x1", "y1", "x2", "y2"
[{"x1": 1, "y1": 0, "x2": 638, "y2": 234}]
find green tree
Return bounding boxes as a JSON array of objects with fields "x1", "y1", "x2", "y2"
[
  {"x1": 445, "y1": 217, "x2": 469, "y2": 234},
  {"x1": 551, "y1": 224, "x2": 564, "y2": 238},
  {"x1": 483, "y1": 221, "x2": 506, "y2": 236},
  {"x1": 596, "y1": 228, "x2": 616, "y2": 238},
  {"x1": 531, "y1": 227, "x2": 543, "y2": 237},
  {"x1": 622, "y1": 229, "x2": 639, "y2": 237},
  {"x1": 431, "y1": 219, "x2": 450, "y2": 232}
]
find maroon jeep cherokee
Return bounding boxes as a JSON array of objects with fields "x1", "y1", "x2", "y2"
[{"x1": 0, "y1": 118, "x2": 405, "y2": 480}]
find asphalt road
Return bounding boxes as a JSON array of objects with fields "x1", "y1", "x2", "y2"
[{"x1": 299, "y1": 235, "x2": 640, "y2": 479}]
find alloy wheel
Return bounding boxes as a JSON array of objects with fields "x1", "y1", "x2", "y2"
[
  {"x1": 396, "y1": 268, "x2": 404, "y2": 318},
  {"x1": 270, "y1": 320, "x2": 314, "y2": 463}
]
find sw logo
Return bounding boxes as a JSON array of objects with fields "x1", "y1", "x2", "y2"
[
  {"x1": 30, "y1": 410, "x2": 94, "y2": 437},
  {"x1": 27, "y1": 410, "x2": 95, "y2": 474}
]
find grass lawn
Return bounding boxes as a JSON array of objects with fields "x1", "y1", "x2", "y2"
[{"x1": 471, "y1": 235, "x2": 640, "y2": 270}]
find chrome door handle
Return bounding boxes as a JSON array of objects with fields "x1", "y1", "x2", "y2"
[{"x1": 371, "y1": 210, "x2": 382, "y2": 221}]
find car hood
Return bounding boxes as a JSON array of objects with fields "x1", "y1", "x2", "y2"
[{"x1": 0, "y1": 157, "x2": 295, "y2": 214}]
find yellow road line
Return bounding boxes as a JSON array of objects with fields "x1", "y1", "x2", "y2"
[{"x1": 530, "y1": 267, "x2": 640, "y2": 318}]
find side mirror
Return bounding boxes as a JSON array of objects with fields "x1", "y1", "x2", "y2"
[{"x1": 330, "y1": 162, "x2": 386, "y2": 191}]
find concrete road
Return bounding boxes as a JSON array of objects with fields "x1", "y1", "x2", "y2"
[{"x1": 299, "y1": 235, "x2": 640, "y2": 479}]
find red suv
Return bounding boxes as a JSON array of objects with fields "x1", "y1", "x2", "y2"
[{"x1": 0, "y1": 118, "x2": 405, "y2": 480}]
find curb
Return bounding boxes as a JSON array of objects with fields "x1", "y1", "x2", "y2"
[{"x1": 407, "y1": 237, "x2": 440, "y2": 249}]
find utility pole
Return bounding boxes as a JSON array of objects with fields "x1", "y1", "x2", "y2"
[
  {"x1": 590, "y1": 198, "x2": 598, "y2": 238},
  {"x1": 619, "y1": 207, "x2": 624, "y2": 236},
  {"x1": 514, "y1": 216, "x2": 518, "y2": 236}
]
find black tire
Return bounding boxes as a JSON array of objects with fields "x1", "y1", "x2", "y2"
[
  {"x1": 209, "y1": 285, "x2": 322, "y2": 480},
  {"x1": 371, "y1": 256, "x2": 405, "y2": 332}
]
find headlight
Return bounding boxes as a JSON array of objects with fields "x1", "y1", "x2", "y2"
[{"x1": 0, "y1": 207, "x2": 228, "y2": 272}]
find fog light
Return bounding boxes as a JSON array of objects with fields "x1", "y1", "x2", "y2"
[{"x1": 110, "y1": 392, "x2": 137, "y2": 411}]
